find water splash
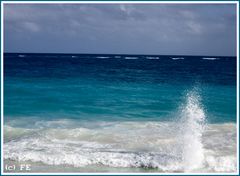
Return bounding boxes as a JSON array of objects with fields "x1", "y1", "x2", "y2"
[{"x1": 180, "y1": 89, "x2": 206, "y2": 172}]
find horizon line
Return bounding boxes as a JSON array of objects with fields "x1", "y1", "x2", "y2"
[{"x1": 3, "y1": 52, "x2": 236, "y2": 58}]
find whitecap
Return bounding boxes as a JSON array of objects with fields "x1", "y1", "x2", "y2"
[
  {"x1": 18, "y1": 55, "x2": 25, "y2": 58},
  {"x1": 171, "y1": 57, "x2": 184, "y2": 60},
  {"x1": 146, "y1": 56, "x2": 159, "y2": 60},
  {"x1": 202, "y1": 57, "x2": 219, "y2": 60},
  {"x1": 124, "y1": 57, "x2": 139, "y2": 60},
  {"x1": 96, "y1": 56, "x2": 110, "y2": 59}
]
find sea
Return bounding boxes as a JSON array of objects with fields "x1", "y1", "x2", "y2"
[{"x1": 3, "y1": 53, "x2": 237, "y2": 173}]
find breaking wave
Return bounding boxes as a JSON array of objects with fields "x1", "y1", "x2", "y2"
[{"x1": 3, "y1": 89, "x2": 237, "y2": 173}]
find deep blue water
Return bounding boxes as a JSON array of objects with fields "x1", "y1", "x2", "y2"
[{"x1": 4, "y1": 53, "x2": 236, "y2": 123}]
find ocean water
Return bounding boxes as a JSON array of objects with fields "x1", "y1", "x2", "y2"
[{"x1": 3, "y1": 53, "x2": 237, "y2": 173}]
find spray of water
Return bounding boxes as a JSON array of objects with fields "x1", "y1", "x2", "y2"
[{"x1": 180, "y1": 89, "x2": 206, "y2": 172}]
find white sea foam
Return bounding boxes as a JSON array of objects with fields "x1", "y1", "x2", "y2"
[
  {"x1": 146, "y1": 56, "x2": 159, "y2": 60},
  {"x1": 18, "y1": 55, "x2": 25, "y2": 58},
  {"x1": 171, "y1": 57, "x2": 184, "y2": 60},
  {"x1": 3, "y1": 91, "x2": 237, "y2": 172},
  {"x1": 96, "y1": 56, "x2": 110, "y2": 59},
  {"x1": 124, "y1": 57, "x2": 139, "y2": 60},
  {"x1": 202, "y1": 57, "x2": 219, "y2": 60},
  {"x1": 4, "y1": 121, "x2": 236, "y2": 172}
]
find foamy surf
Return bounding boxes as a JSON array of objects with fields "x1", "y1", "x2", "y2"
[
  {"x1": 3, "y1": 90, "x2": 237, "y2": 173},
  {"x1": 4, "y1": 121, "x2": 236, "y2": 172}
]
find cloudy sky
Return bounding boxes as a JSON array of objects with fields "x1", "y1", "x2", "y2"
[{"x1": 4, "y1": 3, "x2": 237, "y2": 56}]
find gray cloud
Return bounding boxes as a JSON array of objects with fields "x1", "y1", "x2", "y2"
[{"x1": 4, "y1": 3, "x2": 237, "y2": 56}]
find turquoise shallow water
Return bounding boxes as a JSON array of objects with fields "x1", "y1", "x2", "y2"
[
  {"x1": 4, "y1": 78, "x2": 236, "y2": 123},
  {"x1": 3, "y1": 53, "x2": 237, "y2": 172}
]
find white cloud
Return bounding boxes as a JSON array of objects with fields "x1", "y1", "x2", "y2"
[
  {"x1": 22, "y1": 22, "x2": 40, "y2": 32},
  {"x1": 119, "y1": 4, "x2": 134, "y2": 16},
  {"x1": 186, "y1": 21, "x2": 203, "y2": 35},
  {"x1": 180, "y1": 10, "x2": 196, "y2": 20}
]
